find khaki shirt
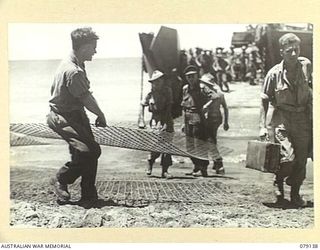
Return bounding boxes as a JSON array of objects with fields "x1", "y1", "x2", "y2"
[
  {"x1": 181, "y1": 83, "x2": 214, "y2": 125},
  {"x1": 207, "y1": 87, "x2": 226, "y2": 122},
  {"x1": 261, "y1": 57, "x2": 312, "y2": 127},
  {"x1": 142, "y1": 87, "x2": 174, "y2": 132},
  {"x1": 49, "y1": 52, "x2": 91, "y2": 113}
]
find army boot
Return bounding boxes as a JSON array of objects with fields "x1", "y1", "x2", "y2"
[
  {"x1": 50, "y1": 177, "x2": 70, "y2": 202},
  {"x1": 146, "y1": 159, "x2": 154, "y2": 175},
  {"x1": 273, "y1": 178, "x2": 285, "y2": 204},
  {"x1": 290, "y1": 185, "x2": 307, "y2": 208},
  {"x1": 161, "y1": 165, "x2": 173, "y2": 179},
  {"x1": 213, "y1": 159, "x2": 225, "y2": 175},
  {"x1": 200, "y1": 165, "x2": 208, "y2": 177},
  {"x1": 186, "y1": 165, "x2": 200, "y2": 176}
]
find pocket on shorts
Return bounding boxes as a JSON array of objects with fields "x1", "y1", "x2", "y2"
[{"x1": 47, "y1": 111, "x2": 68, "y2": 129}]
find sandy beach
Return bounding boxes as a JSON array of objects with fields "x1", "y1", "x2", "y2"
[{"x1": 9, "y1": 81, "x2": 314, "y2": 228}]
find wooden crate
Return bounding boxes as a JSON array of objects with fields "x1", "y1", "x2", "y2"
[{"x1": 246, "y1": 140, "x2": 280, "y2": 173}]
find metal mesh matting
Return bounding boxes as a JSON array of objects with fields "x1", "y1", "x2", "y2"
[
  {"x1": 10, "y1": 170, "x2": 234, "y2": 206},
  {"x1": 95, "y1": 180, "x2": 234, "y2": 205},
  {"x1": 10, "y1": 123, "x2": 225, "y2": 160},
  {"x1": 10, "y1": 132, "x2": 50, "y2": 146}
]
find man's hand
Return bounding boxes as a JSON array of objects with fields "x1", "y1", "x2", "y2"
[
  {"x1": 95, "y1": 115, "x2": 107, "y2": 127},
  {"x1": 259, "y1": 127, "x2": 269, "y2": 140},
  {"x1": 202, "y1": 100, "x2": 213, "y2": 114},
  {"x1": 181, "y1": 124, "x2": 185, "y2": 133},
  {"x1": 159, "y1": 124, "x2": 167, "y2": 132},
  {"x1": 223, "y1": 123, "x2": 229, "y2": 131}
]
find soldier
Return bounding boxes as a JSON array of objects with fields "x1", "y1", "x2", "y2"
[
  {"x1": 141, "y1": 70, "x2": 174, "y2": 179},
  {"x1": 240, "y1": 45, "x2": 248, "y2": 81},
  {"x1": 259, "y1": 33, "x2": 312, "y2": 207},
  {"x1": 188, "y1": 48, "x2": 199, "y2": 70},
  {"x1": 199, "y1": 74, "x2": 229, "y2": 174},
  {"x1": 167, "y1": 68, "x2": 184, "y2": 119},
  {"x1": 181, "y1": 65, "x2": 215, "y2": 177},
  {"x1": 47, "y1": 27, "x2": 107, "y2": 208},
  {"x1": 228, "y1": 45, "x2": 236, "y2": 81},
  {"x1": 213, "y1": 49, "x2": 230, "y2": 92},
  {"x1": 179, "y1": 49, "x2": 189, "y2": 80},
  {"x1": 246, "y1": 42, "x2": 262, "y2": 85}
]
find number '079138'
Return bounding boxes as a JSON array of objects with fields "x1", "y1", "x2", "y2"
[{"x1": 300, "y1": 244, "x2": 319, "y2": 248}]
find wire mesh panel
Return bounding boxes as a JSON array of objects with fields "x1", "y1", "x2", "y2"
[
  {"x1": 10, "y1": 123, "x2": 227, "y2": 160},
  {"x1": 10, "y1": 168, "x2": 235, "y2": 206},
  {"x1": 10, "y1": 133, "x2": 50, "y2": 146},
  {"x1": 95, "y1": 180, "x2": 234, "y2": 205}
]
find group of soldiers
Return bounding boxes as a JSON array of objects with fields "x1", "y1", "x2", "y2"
[
  {"x1": 179, "y1": 42, "x2": 263, "y2": 92},
  {"x1": 140, "y1": 43, "x2": 263, "y2": 180},
  {"x1": 141, "y1": 66, "x2": 229, "y2": 179},
  {"x1": 48, "y1": 27, "x2": 312, "y2": 209},
  {"x1": 141, "y1": 33, "x2": 312, "y2": 209}
]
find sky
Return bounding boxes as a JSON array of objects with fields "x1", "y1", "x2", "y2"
[{"x1": 8, "y1": 23, "x2": 249, "y2": 60}]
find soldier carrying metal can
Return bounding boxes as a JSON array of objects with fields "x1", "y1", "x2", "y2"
[{"x1": 259, "y1": 33, "x2": 313, "y2": 207}]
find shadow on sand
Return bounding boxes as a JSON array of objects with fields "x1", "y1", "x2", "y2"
[
  {"x1": 262, "y1": 199, "x2": 314, "y2": 210},
  {"x1": 57, "y1": 198, "x2": 149, "y2": 209}
]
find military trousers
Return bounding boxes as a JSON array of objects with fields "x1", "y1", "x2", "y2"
[
  {"x1": 206, "y1": 118, "x2": 223, "y2": 165},
  {"x1": 268, "y1": 109, "x2": 310, "y2": 186},
  {"x1": 184, "y1": 122, "x2": 209, "y2": 168},
  {"x1": 149, "y1": 152, "x2": 172, "y2": 172},
  {"x1": 47, "y1": 109, "x2": 101, "y2": 199}
]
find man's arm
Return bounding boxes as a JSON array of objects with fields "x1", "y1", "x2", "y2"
[
  {"x1": 260, "y1": 97, "x2": 268, "y2": 128},
  {"x1": 68, "y1": 72, "x2": 106, "y2": 127},
  {"x1": 138, "y1": 92, "x2": 152, "y2": 129},
  {"x1": 259, "y1": 98, "x2": 269, "y2": 138},
  {"x1": 138, "y1": 104, "x2": 146, "y2": 129},
  {"x1": 163, "y1": 89, "x2": 174, "y2": 132},
  {"x1": 259, "y1": 71, "x2": 274, "y2": 138},
  {"x1": 221, "y1": 95, "x2": 229, "y2": 131},
  {"x1": 81, "y1": 93, "x2": 106, "y2": 127}
]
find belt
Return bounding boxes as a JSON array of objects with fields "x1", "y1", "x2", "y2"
[
  {"x1": 50, "y1": 106, "x2": 84, "y2": 115},
  {"x1": 184, "y1": 108, "x2": 199, "y2": 113}
]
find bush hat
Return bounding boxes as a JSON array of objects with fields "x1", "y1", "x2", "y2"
[
  {"x1": 148, "y1": 70, "x2": 164, "y2": 82},
  {"x1": 183, "y1": 65, "x2": 198, "y2": 76}
]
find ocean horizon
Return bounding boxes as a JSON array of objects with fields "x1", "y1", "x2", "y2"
[{"x1": 9, "y1": 57, "x2": 152, "y2": 125}]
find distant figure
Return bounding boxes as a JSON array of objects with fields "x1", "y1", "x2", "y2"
[
  {"x1": 200, "y1": 74, "x2": 229, "y2": 174},
  {"x1": 188, "y1": 48, "x2": 199, "y2": 70},
  {"x1": 179, "y1": 49, "x2": 189, "y2": 80},
  {"x1": 141, "y1": 70, "x2": 174, "y2": 179},
  {"x1": 47, "y1": 27, "x2": 107, "y2": 209},
  {"x1": 240, "y1": 45, "x2": 248, "y2": 81},
  {"x1": 199, "y1": 50, "x2": 214, "y2": 76},
  {"x1": 246, "y1": 42, "x2": 262, "y2": 85},
  {"x1": 228, "y1": 45, "x2": 236, "y2": 80},
  {"x1": 232, "y1": 52, "x2": 242, "y2": 81},
  {"x1": 213, "y1": 50, "x2": 230, "y2": 92},
  {"x1": 259, "y1": 33, "x2": 312, "y2": 207}
]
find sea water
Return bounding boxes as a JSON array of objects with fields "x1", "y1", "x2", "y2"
[{"x1": 9, "y1": 57, "x2": 151, "y2": 124}]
